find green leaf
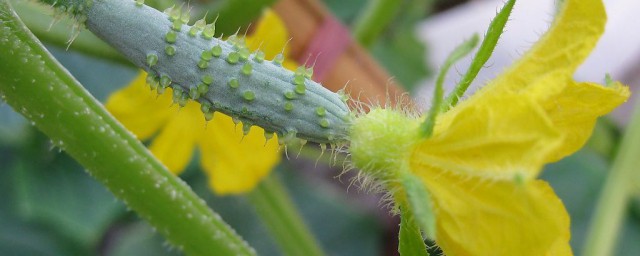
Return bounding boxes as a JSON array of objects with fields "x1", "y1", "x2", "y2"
[
  {"x1": 585, "y1": 118, "x2": 621, "y2": 159},
  {"x1": 12, "y1": 133, "x2": 124, "y2": 249},
  {"x1": 322, "y1": 0, "x2": 367, "y2": 23},
  {"x1": 0, "y1": 145, "x2": 67, "y2": 255},
  {"x1": 542, "y1": 150, "x2": 609, "y2": 252},
  {"x1": 106, "y1": 221, "x2": 181, "y2": 256},
  {"x1": 0, "y1": 219, "x2": 69, "y2": 256},
  {"x1": 398, "y1": 205, "x2": 429, "y2": 256},
  {"x1": 543, "y1": 149, "x2": 640, "y2": 255},
  {"x1": 0, "y1": 104, "x2": 27, "y2": 145},
  {"x1": 199, "y1": 0, "x2": 277, "y2": 37},
  {"x1": 401, "y1": 172, "x2": 436, "y2": 239}
]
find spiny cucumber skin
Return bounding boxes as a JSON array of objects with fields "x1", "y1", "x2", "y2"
[{"x1": 84, "y1": 0, "x2": 350, "y2": 144}]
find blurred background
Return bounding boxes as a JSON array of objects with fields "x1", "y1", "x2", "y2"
[{"x1": 1, "y1": 0, "x2": 639, "y2": 255}]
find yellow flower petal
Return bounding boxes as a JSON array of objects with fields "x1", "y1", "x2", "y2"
[
  {"x1": 404, "y1": 1, "x2": 621, "y2": 254},
  {"x1": 199, "y1": 114, "x2": 280, "y2": 195},
  {"x1": 148, "y1": 97, "x2": 204, "y2": 175},
  {"x1": 488, "y1": 0, "x2": 606, "y2": 94},
  {"x1": 422, "y1": 94, "x2": 561, "y2": 180},
  {"x1": 414, "y1": 167, "x2": 571, "y2": 256},
  {"x1": 245, "y1": 10, "x2": 291, "y2": 60},
  {"x1": 539, "y1": 80, "x2": 630, "y2": 162},
  {"x1": 283, "y1": 59, "x2": 299, "y2": 71},
  {"x1": 430, "y1": 0, "x2": 630, "y2": 175},
  {"x1": 105, "y1": 73, "x2": 173, "y2": 140}
]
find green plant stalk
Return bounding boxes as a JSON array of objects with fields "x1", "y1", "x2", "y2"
[
  {"x1": 442, "y1": 0, "x2": 515, "y2": 111},
  {"x1": 583, "y1": 99, "x2": 640, "y2": 256},
  {"x1": 247, "y1": 173, "x2": 325, "y2": 256},
  {"x1": 420, "y1": 34, "x2": 478, "y2": 137},
  {"x1": 352, "y1": 0, "x2": 402, "y2": 47},
  {"x1": 0, "y1": 2, "x2": 254, "y2": 255}
]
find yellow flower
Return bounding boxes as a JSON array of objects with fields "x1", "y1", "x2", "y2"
[
  {"x1": 352, "y1": 0, "x2": 629, "y2": 255},
  {"x1": 105, "y1": 11, "x2": 297, "y2": 195}
]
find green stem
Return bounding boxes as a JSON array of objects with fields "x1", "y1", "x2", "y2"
[
  {"x1": 583, "y1": 98, "x2": 640, "y2": 256},
  {"x1": 441, "y1": 0, "x2": 515, "y2": 111},
  {"x1": 11, "y1": 0, "x2": 130, "y2": 65},
  {"x1": 420, "y1": 34, "x2": 478, "y2": 137},
  {"x1": 352, "y1": 0, "x2": 402, "y2": 47},
  {"x1": 0, "y1": 2, "x2": 254, "y2": 255},
  {"x1": 247, "y1": 172, "x2": 325, "y2": 256}
]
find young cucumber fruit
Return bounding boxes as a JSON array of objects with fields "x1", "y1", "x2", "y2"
[{"x1": 82, "y1": 0, "x2": 350, "y2": 144}]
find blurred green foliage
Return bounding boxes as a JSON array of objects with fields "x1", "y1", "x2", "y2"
[{"x1": 543, "y1": 149, "x2": 640, "y2": 255}]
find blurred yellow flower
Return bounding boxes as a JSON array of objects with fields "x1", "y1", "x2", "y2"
[
  {"x1": 106, "y1": 10, "x2": 297, "y2": 195},
  {"x1": 352, "y1": 0, "x2": 629, "y2": 255}
]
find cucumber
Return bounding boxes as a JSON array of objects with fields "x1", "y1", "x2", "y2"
[{"x1": 47, "y1": 0, "x2": 351, "y2": 144}]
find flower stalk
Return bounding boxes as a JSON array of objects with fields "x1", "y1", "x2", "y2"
[
  {"x1": 584, "y1": 98, "x2": 640, "y2": 256},
  {"x1": 247, "y1": 173, "x2": 325, "y2": 256},
  {"x1": 0, "y1": 1, "x2": 254, "y2": 255},
  {"x1": 352, "y1": 0, "x2": 402, "y2": 47},
  {"x1": 441, "y1": 0, "x2": 515, "y2": 111}
]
